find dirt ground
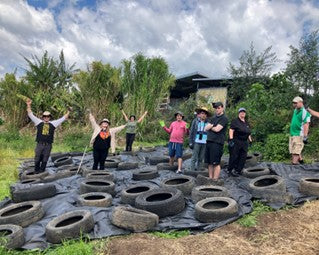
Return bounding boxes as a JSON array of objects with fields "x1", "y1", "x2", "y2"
[{"x1": 103, "y1": 200, "x2": 319, "y2": 255}]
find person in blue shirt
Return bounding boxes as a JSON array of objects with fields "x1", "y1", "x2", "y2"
[{"x1": 189, "y1": 107, "x2": 210, "y2": 171}]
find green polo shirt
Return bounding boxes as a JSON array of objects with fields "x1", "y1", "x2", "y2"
[{"x1": 290, "y1": 107, "x2": 311, "y2": 136}]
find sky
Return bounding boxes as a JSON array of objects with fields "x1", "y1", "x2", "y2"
[{"x1": 0, "y1": 0, "x2": 318, "y2": 79}]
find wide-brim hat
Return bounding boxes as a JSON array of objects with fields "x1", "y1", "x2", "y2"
[
  {"x1": 99, "y1": 118, "x2": 110, "y2": 125},
  {"x1": 195, "y1": 106, "x2": 211, "y2": 116},
  {"x1": 174, "y1": 111, "x2": 184, "y2": 119},
  {"x1": 42, "y1": 111, "x2": 51, "y2": 117}
]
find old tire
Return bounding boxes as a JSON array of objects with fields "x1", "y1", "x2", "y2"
[
  {"x1": 121, "y1": 183, "x2": 156, "y2": 206},
  {"x1": 11, "y1": 183, "x2": 57, "y2": 202},
  {"x1": 195, "y1": 197, "x2": 238, "y2": 223},
  {"x1": 111, "y1": 206, "x2": 159, "y2": 232},
  {"x1": 45, "y1": 210, "x2": 94, "y2": 244},
  {"x1": 244, "y1": 154, "x2": 258, "y2": 168},
  {"x1": 53, "y1": 156, "x2": 73, "y2": 167},
  {"x1": 0, "y1": 224, "x2": 25, "y2": 249},
  {"x1": 156, "y1": 163, "x2": 178, "y2": 171},
  {"x1": 42, "y1": 170, "x2": 73, "y2": 183},
  {"x1": 104, "y1": 159, "x2": 120, "y2": 168},
  {"x1": 191, "y1": 185, "x2": 230, "y2": 203},
  {"x1": 132, "y1": 169, "x2": 159, "y2": 181},
  {"x1": 86, "y1": 171, "x2": 114, "y2": 182},
  {"x1": 139, "y1": 146, "x2": 156, "y2": 153},
  {"x1": 135, "y1": 188, "x2": 185, "y2": 218},
  {"x1": 242, "y1": 167, "x2": 270, "y2": 178},
  {"x1": 80, "y1": 179, "x2": 115, "y2": 196},
  {"x1": 149, "y1": 156, "x2": 169, "y2": 165},
  {"x1": 0, "y1": 201, "x2": 44, "y2": 227},
  {"x1": 161, "y1": 176, "x2": 195, "y2": 195},
  {"x1": 50, "y1": 153, "x2": 70, "y2": 162},
  {"x1": 20, "y1": 170, "x2": 49, "y2": 180},
  {"x1": 196, "y1": 174, "x2": 224, "y2": 186},
  {"x1": 249, "y1": 175, "x2": 286, "y2": 197},
  {"x1": 299, "y1": 177, "x2": 319, "y2": 196},
  {"x1": 19, "y1": 178, "x2": 41, "y2": 184},
  {"x1": 78, "y1": 192, "x2": 112, "y2": 207},
  {"x1": 183, "y1": 170, "x2": 208, "y2": 178},
  {"x1": 252, "y1": 152, "x2": 263, "y2": 161},
  {"x1": 117, "y1": 162, "x2": 139, "y2": 170}
]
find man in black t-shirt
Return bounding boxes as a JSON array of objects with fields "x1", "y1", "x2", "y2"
[{"x1": 204, "y1": 102, "x2": 228, "y2": 183}]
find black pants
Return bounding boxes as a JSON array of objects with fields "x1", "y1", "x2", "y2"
[
  {"x1": 228, "y1": 139, "x2": 248, "y2": 173},
  {"x1": 93, "y1": 148, "x2": 109, "y2": 170},
  {"x1": 125, "y1": 133, "x2": 135, "y2": 151},
  {"x1": 34, "y1": 142, "x2": 52, "y2": 173}
]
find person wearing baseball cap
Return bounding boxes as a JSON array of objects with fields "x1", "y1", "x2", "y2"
[
  {"x1": 189, "y1": 106, "x2": 211, "y2": 171},
  {"x1": 227, "y1": 107, "x2": 252, "y2": 177},
  {"x1": 89, "y1": 112, "x2": 126, "y2": 170},
  {"x1": 204, "y1": 101, "x2": 228, "y2": 183},
  {"x1": 289, "y1": 96, "x2": 311, "y2": 164},
  {"x1": 26, "y1": 98, "x2": 70, "y2": 173}
]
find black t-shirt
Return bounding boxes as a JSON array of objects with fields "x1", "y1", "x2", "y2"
[
  {"x1": 230, "y1": 117, "x2": 251, "y2": 141},
  {"x1": 93, "y1": 131, "x2": 111, "y2": 150},
  {"x1": 207, "y1": 113, "x2": 228, "y2": 144}
]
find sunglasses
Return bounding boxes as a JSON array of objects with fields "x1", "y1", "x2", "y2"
[
  {"x1": 292, "y1": 102, "x2": 297, "y2": 104},
  {"x1": 43, "y1": 115, "x2": 50, "y2": 118}
]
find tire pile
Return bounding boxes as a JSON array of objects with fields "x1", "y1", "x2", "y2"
[{"x1": 1, "y1": 149, "x2": 319, "y2": 250}]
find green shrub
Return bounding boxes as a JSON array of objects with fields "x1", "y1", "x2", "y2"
[{"x1": 263, "y1": 133, "x2": 290, "y2": 161}]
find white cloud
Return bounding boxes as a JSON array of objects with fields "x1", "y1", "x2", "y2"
[{"x1": 0, "y1": 0, "x2": 318, "y2": 78}]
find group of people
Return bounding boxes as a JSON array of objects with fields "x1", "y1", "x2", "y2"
[
  {"x1": 26, "y1": 95, "x2": 319, "y2": 183},
  {"x1": 26, "y1": 98, "x2": 147, "y2": 172}
]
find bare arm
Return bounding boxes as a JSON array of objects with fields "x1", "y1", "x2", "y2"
[
  {"x1": 229, "y1": 128, "x2": 234, "y2": 139},
  {"x1": 89, "y1": 112, "x2": 98, "y2": 128},
  {"x1": 303, "y1": 122, "x2": 309, "y2": 137},
  {"x1": 248, "y1": 135, "x2": 252, "y2": 143},
  {"x1": 137, "y1": 111, "x2": 148, "y2": 123},
  {"x1": 26, "y1": 98, "x2": 42, "y2": 126},
  {"x1": 121, "y1": 110, "x2": 129, "y2": 122},
  {"x1": 308, "y1": 108, "x2": 319, "y2": 118}
]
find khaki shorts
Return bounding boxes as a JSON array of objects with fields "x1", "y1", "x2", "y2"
[{"x1": 289, "y1": 136, "x2": 304, "y2": 155}]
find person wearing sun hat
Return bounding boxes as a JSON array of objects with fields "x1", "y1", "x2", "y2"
[
  {"x1": 227, "y1": 107, "x2": 252, "y2": 177},
  {"x1": 26, "y1": 98, "x2": 70, "y2": 173},
  {"x1": 89, "y1": 112, "x2": 125, "y2": 170},
  {"x1": 189, "y1": 106, "x2": 211, "y2": 171},
  {"x1": 289, "y1": 96, "x2": 311, "y2": 165},
  {"x1": 160, "y1": 111, "x2": 189, "y2": 173}
]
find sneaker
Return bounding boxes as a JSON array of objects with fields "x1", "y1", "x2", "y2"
[{"x1": 176, "y1": 169, "x2": 182, "y2": 174}]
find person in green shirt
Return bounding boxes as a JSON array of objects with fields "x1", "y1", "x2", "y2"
[
  {"x1": 289, "y1": 96, "x2": 311, "y2": 165},
  {"x1": 121, "y1": 110, "x2": 148, "y2": 151}
]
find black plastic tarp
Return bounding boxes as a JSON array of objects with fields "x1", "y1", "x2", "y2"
[{"x1": 1, "y1": 147, "x2": 319, "y2": 250}]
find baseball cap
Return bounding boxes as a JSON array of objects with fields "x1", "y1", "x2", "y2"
[
  {"x1": 212, "y1": 102, "x2": 223, "y2": 109},
  {"x1": 292, "y1": 96, "x2": 303, "y2": 103},
  {"x1": 238, "y1": 107, "x2": 246, "y2": 113}
]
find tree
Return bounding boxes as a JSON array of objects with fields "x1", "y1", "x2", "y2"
[
  {"x1": 228, "y1": 42, "x2": 278, "y2": 103},
  {"x1": 121, "y1": 53, "x2": 175, "y2": 118},
  {"x1": 285, "y1": 30, "x2": 319, "y2": 95},
  {"x1": 23, "y1": 50, "x2": 76, "y2": 117},
  {"x1": 73, "y1": 61, "x2": 122, "y2": 123}
]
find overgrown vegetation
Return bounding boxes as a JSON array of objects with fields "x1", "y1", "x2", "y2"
[
  {"x1": 151, "y1": 230, "x2": 190, "y2": 239},
  {"x1": 237, "y1": 200, "x2": 274, "y2": 227}
]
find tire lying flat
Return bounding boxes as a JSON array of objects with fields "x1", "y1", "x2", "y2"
[
  {"x1": 0, "y1": 224, "x2": 25, "y2": 249},
  {"x1": 0, "y1": 201, "x2": 44, "y2": 227},
  {"x1": 161, "y1": 175, "x2": 195, "y2": 195},
  {"x1": 46, "y1": 210, "x2": 94, "y2": 244},
  {"x1": 242, "y1": 167, "x2": 270, "y2": 178},
  {"x1": 121, "y1": 183, "x2": 156, "y2": 206},
  {"x1": 195, "y1": 197, "x2": 238, "y2": 223},
  {"x1": 132, "y1": 169, "x2": 159, "y2": 181},
  {"x1": 299, "y1": 177, "x2": 319, "y2": 196},
  {"x1": 78, "y1": 192, "x2": 112, "y2": 207},
  {"x1": 135, "y1": 188, "x2": 185, "y2": 218},
  {"x1": 80, "y1": 179, "x2": 115, "y2": 196},
  {"x1": 11, "y1": 183, "x2": 57, "y2": 202},
  {"x1": 191, "y1": 185, "x2": 230, "y2": 203}
]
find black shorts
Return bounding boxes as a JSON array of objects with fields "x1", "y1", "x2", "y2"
[{"x1": 205, "y1": 141, "x2": 224, "y2": 165}]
